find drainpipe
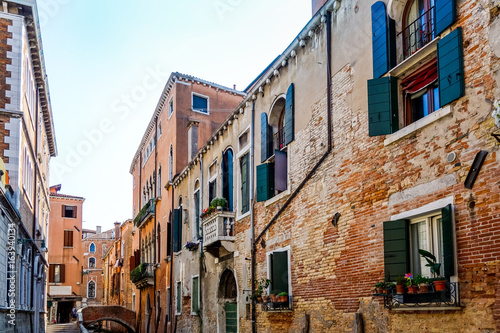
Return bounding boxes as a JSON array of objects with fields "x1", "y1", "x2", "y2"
[
  {"x1": 138, "y1": 153, "x2": 143, "y2": 331},
  {"x1": 250, "y1": 102, "x2": 256, "y2": 333},
  {"x1": 169, "y1": 183, "x2": 175, "y2": 333},
  {"x1": 254, "y1": 8, "x2": 334, "y2": 259},
  {"x1": 153, "y1": 116, "x2": 158, "y2": 331},
  {"x1": 198, "y1": 158, "x2": 204, "y2": 332}
]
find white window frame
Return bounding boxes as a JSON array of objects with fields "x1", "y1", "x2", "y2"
[
  {"x1": 176, "y1": 281, "x2": 182, "y2": 315},
  {"x1": 89, "y1": 242, "x2": 96, "y2": 253},
  {"x1": 87, "y1": 280, "x2": 96, "y2": 299},
  {"x1": 266, "y1": 246, "x2": 292, "y2": 296},
  {"x1": 191, "y1": 92, "x2": 210, "y2": 114},
  {"x1": 191, "y1": 275, "x2": 200, "y2": 315},
  {"x1": 236, "y1": 126, "x2": 251, "y2": 220},
  {"x1": 390, "y1": 196, "x2": 457, "y2": 281},
  {"x1": 132, "y1": 293, "x2": 136, "y2": 311},
  {"x1": 88, "y1": 257, "x2": 96, "y2": 269},
  {"x1": 168, "y1": 97, "x2": 174, "y2": 119},
  {"x1": 193, "y1": 181, "x2": 201, "y2": 240}
]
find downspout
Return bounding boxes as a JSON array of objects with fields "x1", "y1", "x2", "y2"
[
  {"x1": 153, "y1": 116, "x2": 158, "y2": 331},
  {"x1": 169, "y1": 183, "x2": 175, "y2": 333},
  {"x1": 138, "y1": 153, "x2": 143, "y2": 331},
  {"x1": 198, "y1": 158, "x2": 204, "y2": 332},
  {"x1": 250, "y1": 102, "x2": 256, "y2": 333},
  {"x1": 255, "y1": 9, "x2": 333, "y2": 244}
]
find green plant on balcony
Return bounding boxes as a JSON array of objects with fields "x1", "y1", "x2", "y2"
[
  {"x1": 130, "y1": 263, "x2": 150, "y2": 283},
  {"x1": 134, "y1": 200, "x2": 154, "y2": 226},
  {"x1": 210, "y1": 197, "x2": 227, "y2": 210}
]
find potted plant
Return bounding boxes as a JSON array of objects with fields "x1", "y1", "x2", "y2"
[
  {"x1": 414, "y1": 275, "x2": 431, "y2": 293},
  {"x1": 418, "y1": 249, "x2": 447, "y2": 291},
  {"x1": 277, "y1": 291, "x2": 288, "y2": 303},
  {"x1": 269, "y1": 290, "x2": 280, "y2": 302},
  {"x1": 395, "y1": 275, "x2": 406, "y2": 294},
  {"x1": 405, "y1": 273, "x2": 418, "y2": 294},
  {"x1": 254, "y1": 278, "x2": 270, "y2": 303},
  {"x1": 374, "y1": 282, "x2": 385, "y2": 295},
  {"x1": 210, "y1": 197, "x2": 227, "y2": 211}
]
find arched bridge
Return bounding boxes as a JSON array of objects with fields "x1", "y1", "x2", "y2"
[{"x1": 80, "y1": 305, "x2": 136, "y2": 333}]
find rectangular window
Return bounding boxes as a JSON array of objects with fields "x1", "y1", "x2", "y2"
[
  {"x1": 62, "y1": 205, "x2": 77, "y2": 218},
  {"x1": 193, "y1": 190, "x2": 200, "y2": 239},
  {"x1": 168, "y1": 98, "x2": 174, "y2": 117},
  {"x1": 410, "y1": 213, "x2": 444, "y2": 277},
  {"x1": 192, "y1": 94, "x2": 209, "y2": 114},
  {"x1": 173, "y1": 209, "x2": 182, "y2": 252},
  {"x1": 64, "y1": 230, "x2": 74, "y2": 247},
  {"x1": 132, "y1": 293, "x2": 136, "y2": 311},
  {"x1": 22, "y1": 147, "x2": 34, "y2": 203},
  {"x1": 167, "y1": 222, "x2": 172, "y2": 257},
  {"x1": 240, "y1": 154, "x2": 250, "y2": 214},
  {"x1": 191, "y1": 276, "x2": 199, "y2": 314},
  {"x1": 176, "y1": 281, "x2": 182, "y2": 314},
  {"x1": 208, "y1": 179, "x2": 217, "y2": 204},
  {"x1": 268, "y1": 249, "x2": 290, "y2": 296},
  {"x1": 49, "y1": 264, "x2": 65, "y2": 283}
]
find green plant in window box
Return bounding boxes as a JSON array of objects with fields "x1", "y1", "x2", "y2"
[
  {"x1": 414, "y1": 275, "x2": 431, "y2": 293},
  {"x1": 210, "y1": 197, "x2": 228, "y2": 210},
  {"x1": 254, "y1": 278, "x2": 270, "y2": 303},
  {"x1": 395, "y1": 276, "x2": 406, "y2": 294},
  {"x1": 269, "y1": 290, "x2": 280, "y2": 302},
  {"x1": 277, "y1": 291, "x2": 288, "y2": 303},
  {"x1": 418, "y1": 248, "x2": 447, "y2": 291},
  {"x1": 374, "y1": 282, "x2": 385, "y2": 295}
]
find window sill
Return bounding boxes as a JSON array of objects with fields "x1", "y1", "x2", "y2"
[
  {"x1": 390, "y1": 306, "x2": 462, "y2": 311},
  {"x1": 264, "y1": 189, "x2": 290, "y2": 207},
  {"x1": 236, "y1": 211, "x2": 250, "y2": 222},
  {"x1": 384, "y1": 105, "x2": 451, "y2": 146},
  {"x1": 389, "y1": 37, "x2": 440, "y2": 77}
]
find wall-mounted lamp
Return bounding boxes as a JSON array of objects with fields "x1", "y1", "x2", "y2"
[
  {"x1": 331, "y1": 212, "x2": 341, "y2": 227},
  {"x1": 17, "y1": 238, "x2": 47, "y2": 252}
]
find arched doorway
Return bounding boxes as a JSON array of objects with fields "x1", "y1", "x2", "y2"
[{"x1": 218, "y1": 269, "x2": 238, "y2": 333}]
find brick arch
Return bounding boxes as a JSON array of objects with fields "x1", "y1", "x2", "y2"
[{"x1": 81, "y1": 305, "x2": 136, "y2": 333}]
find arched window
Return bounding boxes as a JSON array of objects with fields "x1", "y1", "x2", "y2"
[
  {"x1": 88, "y1": 257, "x2": 96, "y2": 268},
  {"x1": 88, "y1": 280, "x2": 96, "y2": 298},
  {"x1": 403, "y1": 0, "x2": 435, "y2": 58},
  {"x1": 222, "y1": 148, "x2": 233, "y2": 211},
  {"x1": 89, "y1": 243, "x2": 95, "y2": 253}
]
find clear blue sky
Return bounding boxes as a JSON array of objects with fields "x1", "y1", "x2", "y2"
[{"x1": 42, "y1": 0, "x2": 312, "y2": 231}]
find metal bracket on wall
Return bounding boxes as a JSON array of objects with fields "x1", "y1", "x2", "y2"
[{"x1": 464, "y1": 150, "x2": 488, "y2": 189}]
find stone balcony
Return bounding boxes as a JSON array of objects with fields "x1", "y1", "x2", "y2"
[
  {"x1": 130, "y1": 263, "x2": 154, "y2": 289},
  {"x1": 202, "y1": 210, "x2": 235, "y2": 257}
]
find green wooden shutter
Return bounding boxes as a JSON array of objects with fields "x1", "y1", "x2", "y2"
[
  {"x1": 225, "y1": 302, "x2": 237, "y2": 333},
  {"x1": 383, "y1": 220, "x2": 410, "y2": 281},
  {"x1": 367, "y1": 76, "x2": 398, "y2": 136},
  {"x1": 192, "y1": 276, "x2": 199, "y2": 313},
  {"x1": 256, "y1": 163, "x2": 274, "y2": 202},
  {"x1": 173, "y1": 209, "x2": 182, "y2": 252},
  {"x1": 261, "y1": 113, "x2": 272, "y2": 163},
  {"x1": 240, "y1": 154, "x2": 249, "y2": 214},
  {"x1": 438, "y1": 27, "x2": 464, "y2": 108},
  {"x1": 441, "y1": 204, "x2": 455, "y2": 277},
  {"x1": 435, "y1": 0, "x2": 456, "y2": 36},
  {"x1": 284, "y1": 83, "x2": 294, "y2": 145},
  {"x1": 271, "y1": 251, "x2": 289, "y2": 294},
  {"x1": 371, "y1": 1, "x2": 396, "y2": 78}
]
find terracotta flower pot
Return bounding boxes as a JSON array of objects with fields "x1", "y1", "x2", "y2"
[
  {"x1": 396, "y1": 284, "x2": 406, "y2": 294},
  {"x1": 433, "y1": 280, "x2": 446, "y2": 291},
  {"x1": 418, "y1": 284, "x2": 429, "y2": 293},
  {"x1": 407, "y1": 285, "x2": 418, "y2": 294}
]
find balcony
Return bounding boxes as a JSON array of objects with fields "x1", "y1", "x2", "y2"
[
  {"x1": 375, "y1": 282, "x2": 461, "y2": 310},
  {"x1": 261, "y1": 296, "x2": 293, "y2": 312},
  {"x1": 134, "y1": 199, "x2": 155, "y2": 227},
  {"x1": 399, "y1": 7, "x2": 435, "y2": 62},
  {"x1": 130, "y1": 263, "x2": 154, "y2": 289},
  {"x1": 202, "y1": 210, "x2": 235, "y2": 257}
]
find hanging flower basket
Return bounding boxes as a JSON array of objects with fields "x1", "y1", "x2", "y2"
[{"x1": 184, "y1": 241, "x2": 199, "y2": 251}]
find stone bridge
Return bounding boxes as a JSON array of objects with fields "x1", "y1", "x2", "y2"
[{"x1": 79, "y1": 305, "x2": 136, "y2": 333}]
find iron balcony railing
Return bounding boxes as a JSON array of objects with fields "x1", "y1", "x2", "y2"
[
  {"x1": 399, "y1": 7, "x2": 435, "y2": 61},
  {"x1": 202, "y1": 210, "x2": 235, "y2": 248},
  {"x1": 134, "y1": 199, "x2": 155, "y2": 227},
  {"x1": 375, "y1": 281, "x2": 460, "y2": 309},
  {"x1": 261, "y1": 296, "x2": 293, "y2": 312}
]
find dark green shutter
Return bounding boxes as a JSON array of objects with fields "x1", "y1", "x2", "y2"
[
  {"x1": 173, "y1": 209, "x2": 182, "y2": 252},
  {"x1": 438, "y1": 27, "x2": 464, "y2": 108},
  {"x1": 371, "y1": 1, "x2": 396, "y2": 78},
  {"x1": 367, "y1": 76, "x2": 398, "y2": 136},
  {"x1": 261, "y1": 113, "x2": 272, "y2": 162},
  {"x1": 441, "y1": 204, "x2": 455, "y2": 277},
  {"x1": 435, "y1": 0, "x2": 456, "y2": 36},
  {"x1": 256, "y1": 163, "x2": 274, "y2": 202},
  {"x1": 225, "y1": 302, "x2": 237, "y2": 333},
  {"x1": 383, "y1": 219, "x2": 410, "y2": 281},
  {"x1": 284, "y1": 83, "x2": 294, "y2": 146},
  {"x1": 271, "y1": 251, "x2": 289, "y2": 294},
  {"x1": 240, "y1": 154, "x2": 249, "y2": 213}
]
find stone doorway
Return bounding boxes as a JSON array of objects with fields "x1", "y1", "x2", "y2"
[{"x1": 218, "y1": 269, "x2": 237, "y2": 333}]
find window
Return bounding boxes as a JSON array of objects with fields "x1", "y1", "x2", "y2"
[
  {"x1": 24, "y1": 57, "x2": 36, "y2": 124},
  {"x1": 267, "y1": 248, "x2": 290, "y2": 296},
  {"x1": 168, "y1": 97, "x2": 174, "y2": 118},
  {"x1": 23, "y1": 146, "x2": 34, "y2": 202},
  {"x1": 176, "y1": 281, "x2": 182, "y2": 314},
  {"x1": 222, "y1": 149, "x2": 234, "y2": 211},
  {"x1": 368, "y1": 1, "x2": 463, "y2": 136},
  {"x1": 88, "y1": 280, "x2": 96, "y2": 298},
  {"x1": 121, "y1": 241, "x2": 125, "y2": 258},
  {"x1": 192, "y1": 93, "x2": 209, "y2": 114},
  {"x1": 64, "y1": 230, "x2": 74, "y2": 247},
  {"x1": 62, "y1": 205, "x2": 77, "y2": 218},
  {"x1": 89, "y1": 243, "x2": 96, "y2": 253},
  {"x1": 169, "y1": 145, "x2": 173, "y2": 181},
  {"x1": 173, "y1": 209, "x2": 182, "y2": 252},
  {"x1": 132, "y1": 293, "x2": 136, "y2": 311},
  {"x1": 103, "y1": 244, "x2": 107, "y2": 255},
  {"x1": 193, "y1": 181, "x2": 200, "y2": 239},
  {"x1": 191, "y1": 276, "x2": 199, "y2": 314},
  {"x1": 158, "y1": 121, "x2": 162, "y2": 138},
  {"x1": 240, "y1": 154, "x2": 250, "y2": 214},
  {"x1": 88, "y1": 257, "x2": 96, "y2": 268},
  {"x1": 49, "y1": 264, "x2": 65, "y2": 283},
  {"x1": 167, "y1": 215, "x2": 172, "y2": 257},
  {"x1": 208, "y1": 179, "x2": 217, "y2": 204},
  {"x1": 158, "y1": 165, "x2": 162, "y2": 197},
  {"x1": 383, "y1": 202, "x2": 455, "y2": 280}
]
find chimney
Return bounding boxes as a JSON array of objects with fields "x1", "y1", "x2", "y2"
[
  {"x1": 114, "y1": 222, "x2": 121, "y2": 239},
  {"x1": 96, "y1": 226, "x2": 102, "y2": 234},
  {"x1": 312, "y1": 0, "x2": 328, "y2": 16}
]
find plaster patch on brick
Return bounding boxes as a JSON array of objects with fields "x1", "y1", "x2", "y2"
[{"x1": 388, "y1": 173, "x2": 457, "y2": 207}]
